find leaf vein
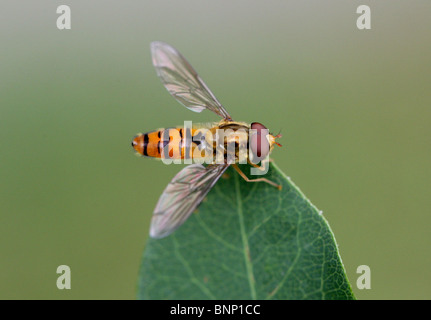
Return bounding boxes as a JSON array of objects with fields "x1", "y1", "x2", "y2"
[
  {"x1": 172, "y1": 236, "x2": 216, "y2": 299},
  {"x1": 234, "y1": 172, "x2": 257, "y2": 300}
]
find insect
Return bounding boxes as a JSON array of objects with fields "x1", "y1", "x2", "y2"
[{"x1": 132, "y1": 42, "x2": 282, "y2": 238}]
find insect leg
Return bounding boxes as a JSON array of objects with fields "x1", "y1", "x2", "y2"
[
  {"x1": 232, "y1": 164, "x2": 282, "y2": 190},
  {"x1": 247, "y1": 158, "x2": 269, "y2": 172}
]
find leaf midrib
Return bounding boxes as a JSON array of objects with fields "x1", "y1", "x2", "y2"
[{"x1": 234, "y1": 172, "x2": 257, "y2": 300}]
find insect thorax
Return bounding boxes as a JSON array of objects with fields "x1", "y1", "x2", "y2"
[{"x1": 198, "y1": 122, "x2": 250, "y2": 165}]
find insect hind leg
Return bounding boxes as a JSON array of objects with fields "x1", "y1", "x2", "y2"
[{"x1": 232, "y1": 164, "x2": 282, "y2": 190}]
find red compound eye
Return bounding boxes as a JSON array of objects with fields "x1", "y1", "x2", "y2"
[{"x1": 250, "y1": 122, "x2": 270, "y2": 159}]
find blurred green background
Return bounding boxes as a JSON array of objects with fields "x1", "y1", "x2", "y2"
[{"x1": 1, "y1": 1, "x2": 430, "y2": 299}]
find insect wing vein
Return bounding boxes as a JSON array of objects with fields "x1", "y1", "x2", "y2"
[
  {"x1": 150, "y1": 164, "x2": 229, "y2": 238},
  {"x1": 151, "y1": 41, "x2": 232, "y2": 121}
]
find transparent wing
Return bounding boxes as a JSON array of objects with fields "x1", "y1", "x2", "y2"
[
  {"x1": 151, "y1": 41, "x2": 232, "y2": 121},
  {"x1": 150, "y1": 164, "x2": 230, "y2": 238}
]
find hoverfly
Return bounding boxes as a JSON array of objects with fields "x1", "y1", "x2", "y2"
[{"x1": 132, "y1": 42, "x2": 282, "y2": 238}]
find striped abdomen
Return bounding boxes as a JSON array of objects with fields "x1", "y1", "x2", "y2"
[{"x1": 132, "y1": 127, "x2": 206, "y2": 159}]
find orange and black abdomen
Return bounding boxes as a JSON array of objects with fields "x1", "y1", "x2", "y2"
[
  {"x1": 132, "y1": 130, "x2": 163, "y2": 158},
  {"x1": 132, "y1": 127, "x2": 197, "y2": 159}
]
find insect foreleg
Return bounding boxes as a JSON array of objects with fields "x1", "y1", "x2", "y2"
[
  {"x1": 247, "y1": 158, "x2": 271, "y2": 172},
  {"x1": 232, "y1": 164, "x2": 282, "y2": 190}
]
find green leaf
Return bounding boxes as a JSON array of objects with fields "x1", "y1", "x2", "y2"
[{"x1": 137, "y1": 162, "x2": 355, "y2": 300}]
